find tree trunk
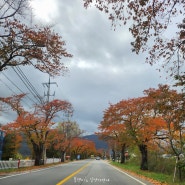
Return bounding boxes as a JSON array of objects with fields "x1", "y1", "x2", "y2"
[
  {"x1": 60, "y1": 151, "x2": 65, "y2": 162},
  {"x1": 112, "y1": 149, "x2": 115, "y2": 161},
  {"x1": 32, "y1": 141, "x2": 44, "y2": 166},
  {"x1": 177, "y1": 156, "x2": 182, "y2": 182},
  {"x1": 120, "y1": 144, "x2": 126, "y2": 164},
  {"x1": 178, "y1": 166, "x2": 182, "y2": 182},
  {"x1": 139, "y1": 144, "x2": 148, "y2": 170}
]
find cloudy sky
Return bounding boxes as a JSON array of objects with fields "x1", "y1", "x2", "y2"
[{"x1": 0, "y1": 0, "x2": 170, "y2": 134}]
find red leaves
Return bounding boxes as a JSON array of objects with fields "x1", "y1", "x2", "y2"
[
  {"x1": 0, "y1": 94, "x2": 26, "y2": 115},
  {"x1": 84, "y1": 0, "x2": 185, "y2": 76},
  {"x1": 98, "y1": 85, "x2": 185, "y2": 159},
  {"x1": 99, "y1": 84, "x2": 185, "y2": 154},
  {"x1": 70, "y1": 137, "x2": 96, "y2": 155},
  {"x1": 36, "y1": 99, "x2": 73, "y2": 122},
  {"x1": 0, "y1": 20, "x2": 72, "y2": 76},
  {"x1": 1, "y1": 93, "x2": 74, "y2": 160},
  {"x1": 179, "y1": 30, "x2": 185, "y2": 40}
]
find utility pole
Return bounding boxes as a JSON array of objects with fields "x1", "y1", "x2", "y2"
[
  {"x1": 42, "y1": 75, "x2": 57, "y2": 164},
  {"x1": 42, "y1": 76, "x2": 57, "y2": 103}
]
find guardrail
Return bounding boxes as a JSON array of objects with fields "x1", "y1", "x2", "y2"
[{"x1": 0, "y1": 158, "x2": 61, "y2": 170}]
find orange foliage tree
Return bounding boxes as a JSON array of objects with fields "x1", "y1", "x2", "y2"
[
  {"x1": 0, "y1": 0, "x2": 72, "y2": 76},
  {"x1": 99, "y1": 96, "x2": 166, "y2": 170},
  {"x1": 84, "y1": 1, "x2": 185, "y2": 76},
  {"x1": 0, "y1": 94, "x2": 73, "y2": 165},
  {"x1": 99, "y1": 84, "x2": 185, "y2": 172},
  {"x1": 46, "y1": 129, "x2": 66, "y2": 160},
  {"x1": 70, "y1": 137, "x2": 96, "y2": 160},
  {"x1": 0, "y1": 94, "x2": 25, "y2": 115},
  {"x1": 144, "y1": 84, "x2": 185, "y2": 180},
  {"x1": 0, "y1": 20, "x2": 72, "y2": 76},
  {"x1": 97, "y1": 103, "x2": 128, "y2": 163},
  {"x1": 46, "y1": 121, "x2": 83, "y2": 162}
]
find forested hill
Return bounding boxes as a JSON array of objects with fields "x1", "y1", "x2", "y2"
[
  {"x1": 18, "y1": 134, "x2": 108, "y2": 157},
  {"x1": 82, "y1": 134, "x2": 108, "y2": 150}
]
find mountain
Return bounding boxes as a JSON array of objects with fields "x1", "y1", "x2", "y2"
[
  {"x1": 82, "y1": 134, "x2": 108, "y2": 150},
  {"x1": 18, "y1": 134, "x2": 108, "y2": 157}
]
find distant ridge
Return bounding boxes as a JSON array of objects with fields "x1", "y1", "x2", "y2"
[
  {"x1": 19, "y1": 134, "x2": 108, "y2": 157},
  {"x1": 83, "y1": 134, "x2": 108, "y2": 150}
]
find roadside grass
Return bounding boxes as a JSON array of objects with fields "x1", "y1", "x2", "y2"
[{"x1": 110, "y1": 161, "x2": 185, "y2": 185}]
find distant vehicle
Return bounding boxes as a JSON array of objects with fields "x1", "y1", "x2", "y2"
[{"x1": 96, "y1": 157, "x2": 100, "y2": 160}]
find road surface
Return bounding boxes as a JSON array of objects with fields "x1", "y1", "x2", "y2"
[{"x1": 0, "y1": 159, "x2": 153, "y2": 185}]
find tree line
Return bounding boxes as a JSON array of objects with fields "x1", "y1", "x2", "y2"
[
  {"x1": 0, "y1": 93, "x2": 99, "y2": 164},
  {"x1": 1, "y1": 0, "x2": 185, "y2": 181},
  {"x1": 0, "y1": 0, "x2": 105, "y2": 166},
  {"x1": 97, "y1": 84, "x2": 185, "y2": 181},
  {"x1": 83, "y1": 1, "x2": 185, "y2": 181}
]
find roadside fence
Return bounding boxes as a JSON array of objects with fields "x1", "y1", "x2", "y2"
[{"x1": 0, "y1": 158, "x2": 61, "y2": 170}]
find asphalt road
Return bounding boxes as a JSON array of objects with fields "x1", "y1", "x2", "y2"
[{"x1": 0, "y1": 159, "x2": 153, "y2": 185}]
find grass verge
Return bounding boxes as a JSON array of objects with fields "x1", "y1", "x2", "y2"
[{"x1": 110, "y1": 161, "x2": 185, "y2": 185}]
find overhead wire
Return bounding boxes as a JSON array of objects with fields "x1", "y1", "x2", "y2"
[
  {"x1": 12, "y1": 66, "x2": 43, "y2": 104},
  {"x1": 17, "y1": 66, "x2": 43, "y2": 102},
  {"x1": 0, "y1": 78, "x2": 31, "y2": 108},
  {"x1": 0, "y1": 78, "x2": 18, "y2": 95},
  {"x1": 1, "y1": 72, "x2": 37, "y2": 105}
]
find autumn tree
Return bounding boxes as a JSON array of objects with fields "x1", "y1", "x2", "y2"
[
  {"x1": 97, "y1": 103, "x2": 128, "y2": 163},
  {"x1": 0, "y1": 0, "x2": 72, "y2": 76},
  {"x1": 0, "y1": 20, "x2": 72, "y2": 76},
  {"x1": 0, "y1": 94, "x2": 25, "y2": 115},
  {"x1": 46, "y1": 129, "x2": 66, "y2": 160},
  {"x1": 144, "y1": 84, "x2": 185, "y2": 180},
  {"x1": 96, "y1": 148, "x2": 107, "y2": 159},
  {"x1": 80, "y1": 139, "x2": 96, "y2": 159},
  {"x1": 47, "y1": 121, "x2": 83, "y2": 162},
  {"x1": 100, "y1": 96, "x2": 166, "y2": 170},
  {"x1": 84, "y1": 1, "x2": 185, "y2": 77},
  {"x1": 0, "y1": 94, "x2": 73, "y2": 165},
  {"x1": 70, "y1": 137, "x2": 96, "y2": 160},
  {"x1": 144, "y1": 85, "x2": 185, "y2": 156}
]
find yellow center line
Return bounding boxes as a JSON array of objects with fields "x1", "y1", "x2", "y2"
[{"x1": 56, "y1": 162, "x2": 91, "y2": 185}]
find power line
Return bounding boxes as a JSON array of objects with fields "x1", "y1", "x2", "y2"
[
  {"x1": 2, "y1": 72, "x2": 36, "y2": 104},
  {"x1": 16, "y1": 66, "x2": 43, "y2": 102},
  {"x1": 0, "y1": 78, "x2": 31, "y2": 108},
  {"x1": 12, "y1": 67, "x2": 43, "y2": 104},
  {"x1": 0, "y1": 78, "x2": 18, "y2": 95}
]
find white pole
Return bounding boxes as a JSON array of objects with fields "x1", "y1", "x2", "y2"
[{"x1": 173, "y1": 157, "x2": 178, "y2": 182}]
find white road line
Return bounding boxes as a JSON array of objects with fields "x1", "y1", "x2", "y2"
[
  {"x1": 106, "y1": 162, "x2": 147, "y2": 185},
  {"x1": 0, "y1": 164, "x2": 66, "y2": 180}
]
